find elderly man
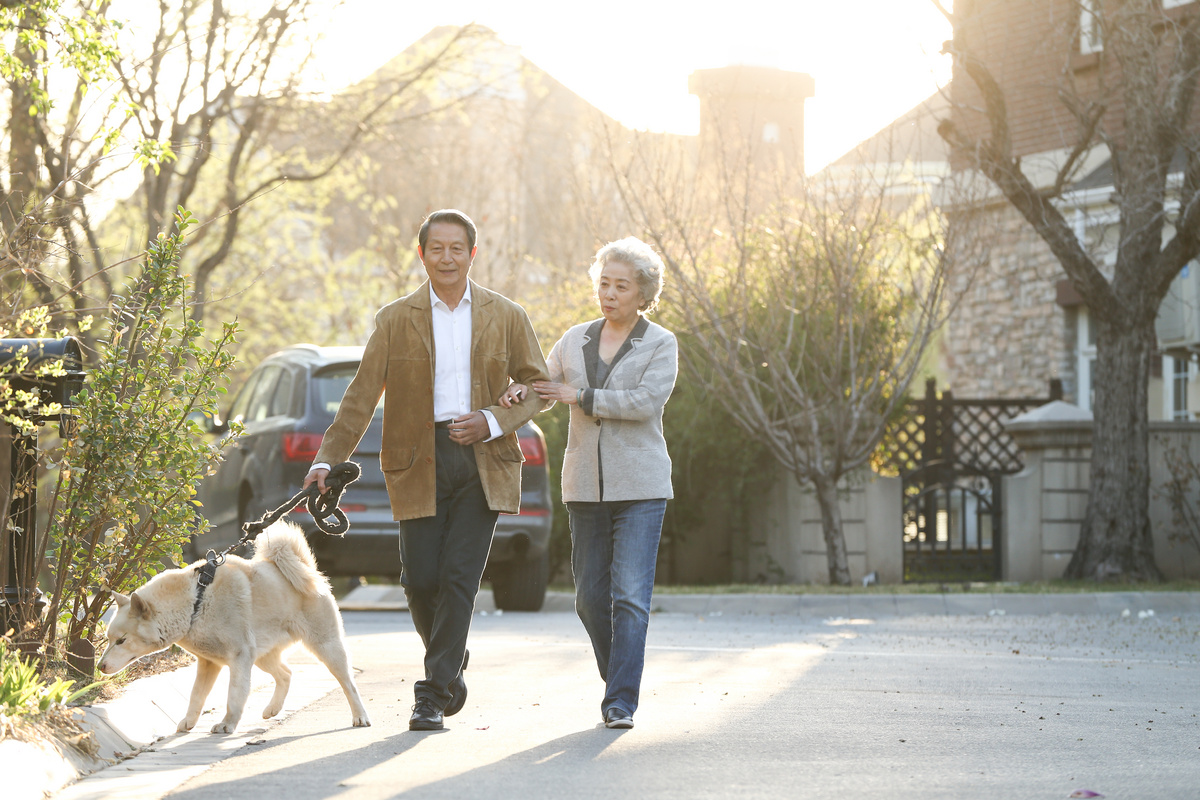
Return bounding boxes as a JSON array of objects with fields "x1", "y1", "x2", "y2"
[{"x1": 304, "y1": 209, "x2": 548, "y2": 731}]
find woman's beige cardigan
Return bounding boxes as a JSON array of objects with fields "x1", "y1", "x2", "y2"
[{"x1": 545, "y1": 317, "x2": 678, "y2": 503}]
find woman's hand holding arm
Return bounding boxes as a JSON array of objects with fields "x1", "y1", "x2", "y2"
[{"x1": 532, "y1": 381, "x2": 579, "y2": 405}]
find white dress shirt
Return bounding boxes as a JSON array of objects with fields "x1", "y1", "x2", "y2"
[{"x1": 310, "y1": 283, "x2": 501, "y2": 474}]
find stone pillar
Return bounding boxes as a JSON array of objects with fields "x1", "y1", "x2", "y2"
[
  {"x1": 747, "y1": 467, "x2": 902, "y2": 584},
  {"x1": 1002, "y1": 401, "x2": 1093, "y2": 580}
]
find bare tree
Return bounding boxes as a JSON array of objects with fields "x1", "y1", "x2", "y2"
[
  {"x1": 2, "y1": 1, "x2": 490, "y2": 336},
  {"x1": 936, "y1": 0, "x2": 1200, "y2": 580},
  {"x1": 1, "y1": 1, "x2": 124, "y2": 326},
  {"x1": 605, "y1": 128, "x2": 970, "y2": 585}
]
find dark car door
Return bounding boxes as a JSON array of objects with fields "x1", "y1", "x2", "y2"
[
  {"x1": 198, "y1": 363, "x2": 294, "y2": 547},
  {"x1": 238, "y1": 363, "x2": 298, "y2": 524}
]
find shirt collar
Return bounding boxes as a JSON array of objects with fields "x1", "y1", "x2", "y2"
[{"x1": 429, "y1": 281, "x2": 472, "y2": 311}]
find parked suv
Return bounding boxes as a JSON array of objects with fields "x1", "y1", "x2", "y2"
[{"x1": 193, "y1": 344, "x2": 552, "y2": 611}]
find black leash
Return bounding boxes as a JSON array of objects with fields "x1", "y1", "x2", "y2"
[
  {"x1": 191, "y1": 461, "x2": 362, "y2": 619},
  {"x1": 239, "y1": 460, "x2": 362, "y2": 540}
]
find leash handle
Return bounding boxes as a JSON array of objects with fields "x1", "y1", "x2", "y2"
[{"x1": 233, "y1": 460, "x2": 362, "y2": 552}]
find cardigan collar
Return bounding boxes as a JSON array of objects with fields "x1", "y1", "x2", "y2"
[{"x1": 582, "y1": 316, "x2": 650, "y2": 389}]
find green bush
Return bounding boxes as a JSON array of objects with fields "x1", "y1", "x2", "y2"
[
  {"x1": 1, "y1": 208, "x2": 242, "y2": 664},
  {"x1": 0, "y1": 639, "x2": 93, "y2": 718}
]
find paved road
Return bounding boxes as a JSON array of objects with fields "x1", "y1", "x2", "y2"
[{"x1": 57, "y1": 606, "x2": 1200, "y2": 799}]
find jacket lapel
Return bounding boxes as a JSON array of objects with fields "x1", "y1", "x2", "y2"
[
  {"x1": 586, "y1": 317, "x2": 650, "y2": 388},
  {"x1": 404, "y1": 282, "x2": 434, "y2": 381},
  {"x1": 604, "y1": 317, "x2": 649, "y2": 387},
  {"x1": 470, "y1": 280, "x2": 496, "y2": 354},
  {"x1": 581, "y1": 319, "x2": 604, "y2": 389}
]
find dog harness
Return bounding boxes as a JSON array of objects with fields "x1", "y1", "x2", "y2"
[{"x1": 192, "y1": 551, "x2": 223, "y2": 621}]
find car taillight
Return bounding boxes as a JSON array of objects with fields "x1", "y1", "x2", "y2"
[
  {"x1": 518, "y1": 432, "x2": 546, "y2": 465},
  {"x1": 282, "y1": 432, "x2": 324, "y2": 463}
]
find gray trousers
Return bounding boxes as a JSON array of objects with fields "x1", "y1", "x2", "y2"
[{"x1": 398, "y1": 428, "x2": 498, "y2": 707}]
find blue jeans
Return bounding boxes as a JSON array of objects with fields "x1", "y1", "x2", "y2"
[{"x1": 568, "y1": 498, "x2": 667, "y2": 718}]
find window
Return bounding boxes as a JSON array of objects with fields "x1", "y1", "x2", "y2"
[
  {"x1": 1172, "y1": 357, "x2": 1191, "y2": 420},
  {"x1": 762, "y1": 122, "x2": 780, "y2": 144},
  {"x1": 269, "y1": 368, "x2": 295, "y2": 418},
  {"x1": 314, "y1": 366, "x2": 384, "y2": 416},
  {"x1": 1080, "y1": 0, "x2": 1102, "y2": 54},
  {"x1": 245, "y1": 365, "x2": 282, "y2": 422},
  {"x1": 1076, "y1": 308, "x2": 1097, "y2": 412},
  {"x1": 227, "y1": 370, "x2": 261, "y2": 423}
]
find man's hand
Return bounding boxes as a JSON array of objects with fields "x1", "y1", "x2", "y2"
[
  {"x1": 498, "y1": 383, "x2": 528, "y2": 409},
  {"x1": 448, "y1": 411, "x2": 490, "y2": 446},
  {"x1": 304, "y1": 467, "x2": 330, "y2": 494}
]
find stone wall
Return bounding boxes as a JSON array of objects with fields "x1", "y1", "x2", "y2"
[
  {"x1": 944, "y1": 202, "x2": 1078, "y2": 400},
  {"x1": 742, "y1": 403, "x2": 1200, "y2": 585},
  {"x1": 743, "y1": 470, "x2": 902, "y2": 585},
  {"x1": 1004, "y1": 403, "x2": 1200, "y2": 581}
]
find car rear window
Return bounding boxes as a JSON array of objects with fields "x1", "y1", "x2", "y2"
[{"x1": 314, "y1": 365, "x2": 384, "y2": 416}]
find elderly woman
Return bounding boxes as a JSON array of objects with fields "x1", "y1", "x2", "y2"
[{"x1": 502, "y1": 236, "x2": 677, "y2": 729}]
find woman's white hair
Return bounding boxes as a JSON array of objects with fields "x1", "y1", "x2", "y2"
[{"x1": 588, "y1": 236, "x2": 666, "y2": 314}]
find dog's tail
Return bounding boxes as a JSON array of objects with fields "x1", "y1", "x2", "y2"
[{"x1": 252, "y1": 521, "x2": 331, "y2": 597}]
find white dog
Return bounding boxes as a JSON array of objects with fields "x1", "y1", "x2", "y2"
[{"x1": 98, "y1": 521, "x2": 370, "y2": 733}]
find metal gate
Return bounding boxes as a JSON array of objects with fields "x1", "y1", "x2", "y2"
[{"x1": 880, "y1": 379, "x2": 1062, "y2": 582}]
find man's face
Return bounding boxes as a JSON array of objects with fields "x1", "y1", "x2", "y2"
[{"x1": 419, "y1": 221, "x2": 476, "y2": 298}]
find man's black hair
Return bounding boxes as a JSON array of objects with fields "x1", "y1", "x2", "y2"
[{"x1": 418, "y1": 209, "x2": 477, "y2": 252}]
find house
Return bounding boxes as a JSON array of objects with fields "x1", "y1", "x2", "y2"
[
  {"x1": 940, "y1": 0, "x2": 1200, "y2": 422},
  {"x1": 745, "y1": 1, "x2": 1200, "y2": 586}
]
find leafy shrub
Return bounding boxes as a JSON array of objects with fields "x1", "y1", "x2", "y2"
[
  {"x1": 0, "y1": 639, "x2": 92, "y2": 720},
  {"x1": 1, "y1": 209, "x2": 241, "y2": 664}
]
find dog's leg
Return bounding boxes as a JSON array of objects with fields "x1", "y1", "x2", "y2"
[
  {"x1": 179, "y1": 657, "x2": 221, "y2": 732},
  {"x1": 256, "y1": 648, "x2": 292, "y2": 720},
  {"x1": 308, "y1": 635, "x2": 371, "y2": 728},
  {"x1": 213, "y1": 651, "x2": 254, "y2": 734}
]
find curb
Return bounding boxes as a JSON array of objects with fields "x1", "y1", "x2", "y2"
[
  {"x1": 5, "y1": 658, "x2": 322, "y2": 800},
  {"x1": 7, "y1": 666, "x2": 196, "y2": 800},
  {"x1": 335, "y1": 588, "x2": 1200, "y2": 617},
  {"x1": 644, "y1": 590, "x2": 1200, "y2": 617}
]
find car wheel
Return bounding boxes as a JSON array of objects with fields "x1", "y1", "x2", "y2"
[{"x1": 491, "y1": 550, "x2": 549, "y2": 611}]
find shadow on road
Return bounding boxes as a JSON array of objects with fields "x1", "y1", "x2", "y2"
[{"x1": 167, "y1": 723, "x2": 621, "y2": 799}]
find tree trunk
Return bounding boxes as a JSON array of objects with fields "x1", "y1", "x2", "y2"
[
  {"x1": 811, "y1": 473, "x2": 852, "y2": 586},
  {"x1": 4, "y1": 39, "x2": 38, "y2": 228},
  {"x1": 1066, "y1": 314, "x2": 1164, "y2": 581}
]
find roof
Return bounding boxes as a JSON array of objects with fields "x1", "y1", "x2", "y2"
[
  {"x1": 1070, "y1": 147, "x2": 1189, "y2": 193},
  {"x1": 828, "y1": 90, "x2": 951, "y2": 169}
]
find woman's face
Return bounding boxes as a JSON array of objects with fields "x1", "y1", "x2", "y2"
[{"x1": 597, "y1": 260, "x2": 641, "y2": 326}]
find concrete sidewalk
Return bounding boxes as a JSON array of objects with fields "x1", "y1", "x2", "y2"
[
  {"x1": 7, "y1": 589, "x2": 1198, "y2": 799},
  {"x1": 7, "y1": 656, "x2": 337, "y2": 800}
]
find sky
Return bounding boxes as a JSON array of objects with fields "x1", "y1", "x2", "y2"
[{"x1": 316, "y1": 0, "x2": 953, "y2": 172}]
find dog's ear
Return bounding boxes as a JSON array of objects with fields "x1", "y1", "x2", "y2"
[
  {"x1": 130, "y1": 592, "x2": 152, "y2": 619},
  {"x1": 111, "y1": 591, "x2": 130, "y2": 608}
]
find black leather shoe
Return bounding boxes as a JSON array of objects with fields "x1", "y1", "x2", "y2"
[
  {"x1": 445, "y1": 650, "x2": 469, "y2": 717},
  {"x1": 604, "y1": 707, "x2": 634, "y2": 729},
  {"x1": 409, "y1": 698, "x2": 444, "y2": 731}
]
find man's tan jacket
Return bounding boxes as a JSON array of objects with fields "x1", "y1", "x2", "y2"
[{"x1": 314, "y1": 280, "x2": 549, "y2": 521}]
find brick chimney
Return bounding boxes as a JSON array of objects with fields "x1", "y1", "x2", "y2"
[{"x1": 688, "y1": 65, "x2": 815, "y2": 174}]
